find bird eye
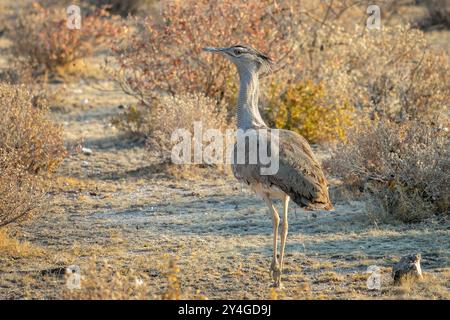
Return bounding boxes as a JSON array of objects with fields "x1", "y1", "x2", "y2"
[{"x1": 234, "y1": 49, "x2": 242, "y2": 55}]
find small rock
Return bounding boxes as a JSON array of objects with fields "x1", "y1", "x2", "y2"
[
  {"x1": 81, "y1": 161, "x2": 90, "y2": 167},
  {"x1": 81, "y1": 147, "x2": 93, "y2": 155},
  {"x1": 392, "y1": 253, "x2": 423, "y2": 285}
]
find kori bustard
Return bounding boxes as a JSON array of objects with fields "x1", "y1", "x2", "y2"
[{"x1": 204, "y1": 45, "x2": 333, "y2": 288}]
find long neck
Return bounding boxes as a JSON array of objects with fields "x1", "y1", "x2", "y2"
[{"x1": 236, "y1": 66, "x2": 267, "y2": 130}]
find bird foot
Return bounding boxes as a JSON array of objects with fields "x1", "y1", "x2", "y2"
[
  {"x1": 269, "y1": 260, "x2": 282, "y2": 287},
  {"x1": 273, "y1": 281, "x2": 284, "y2": 289}
]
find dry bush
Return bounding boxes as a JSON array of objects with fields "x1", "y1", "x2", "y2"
[
  {"x1": 265, "y1": 80, "x2": 355, "y2": 143},
  {"x1": 114, "y1": 92, "x2": 229, "y2": 164},
  {"x1": 292, "y1": 21, "x2": 449, "y2": 122},
  {"x1": 111, "y1": 0, "x2": 300, "y2": 108},
  {"x1": 0, "y1": 149, "x2": 44, "y2": 228},
  {"x1": 0, "y1": 84, "x2": 65, "y2": 227},
  {"x1": 111, "y1": 1, "x2": 449, "y2": 143},
  {"x1": 325, "y1": 119, "x2": 449, "y2": 223},
  {"x1": 295, "y1": 2, "x2": 450, "y2": 221},
  {"x1": 280, "y1": 2, "x2": 450, "y2": 138},
  {"x1": 9, "y1": 2, "x2": 123, "y2": 78},
  {"x1": 245, "y1": 1, "x2": 447, "y2": 125},
  {"x1": 111, "y1": 0, "x2": 357, "y2": 143},
  {"x1": 0, "y1": 84, "x2": 65, "y2": 173}
]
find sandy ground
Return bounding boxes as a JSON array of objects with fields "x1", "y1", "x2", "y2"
[
  {"x1": 0, "y1": 78, "x2": 448, "y2": 300},
  {"x1": 0, "y1": 2, "x2": 449, "y2": 300}
]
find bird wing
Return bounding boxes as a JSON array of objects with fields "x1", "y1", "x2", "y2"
[{"x1": 232, "y1": 129, "x2": 332, "y2": 210}]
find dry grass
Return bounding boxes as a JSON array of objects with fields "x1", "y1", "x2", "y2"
[
  {"x1": 0, "y1": 229, "x2": 45, "y2": 258},
  {"x1": 114, "y1": 92, "x2": 230, "y2": 165},
  {"x1": 326, "y1": 119, "x2": 449, "y2": 223},
  {"x1": 62, "y1": 256, "x2": 207, "y2": 300},
  {"x1": 386, "y1": 270, "x2": 450, "y2": 299},
  {"x1": 62, "y1": 258, "x2": 151, "y2": 300}
]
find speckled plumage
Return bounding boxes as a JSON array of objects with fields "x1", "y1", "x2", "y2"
[
  {"x1": 204, "y1": 44, "x2": 333, "y2": 287},
  {"x1": 232, "y1": 128, "x2": 333, "y2": 210}
]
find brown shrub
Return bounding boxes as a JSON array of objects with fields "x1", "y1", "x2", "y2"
[
  {"x1": 292, "y1": 4, "x2": 450, "y2": 220},
  {"x1": 111, "y1": 1, "x2": 449, "y2": 144},
  {"x1": 9, "y1": 2, "x2": 123, "y2": 78},
  {"x1": 325, "y1": 119, "x2": 449, "y2": 223},
  {"x1": 113, "y1": 92, "x2": 229, "y2": 164},
  {"x1": 111, "y1": 0, "x2": 300, "y2": 107},
  {"x1": 0, "y1": 83, "x2": 65, "y2": 227},
  {"x1": 0, "y1": 149, "x2": 44, "y2": 228},
  {"x1": 0, "y1": 84, "x2": 65, "y2": 173},
  {"x1": 291, "y1": 22, "x2": 449, "y2": 123}
]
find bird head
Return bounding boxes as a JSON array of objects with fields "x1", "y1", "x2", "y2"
[{"x1": 203, "y1": 44, "x2": 273, "y2": 76}]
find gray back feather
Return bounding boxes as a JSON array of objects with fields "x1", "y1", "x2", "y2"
[{"x1": 232, "y1": 129, "x2": 332, "y2": 210}]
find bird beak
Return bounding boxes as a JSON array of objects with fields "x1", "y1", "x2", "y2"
[{"x1": 203, "y1": 47, "x2": 226, "y2": 53}]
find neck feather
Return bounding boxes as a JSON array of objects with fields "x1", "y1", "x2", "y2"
[{"x1": 236, "y1": 66, "x2": 267, "y2": 130}]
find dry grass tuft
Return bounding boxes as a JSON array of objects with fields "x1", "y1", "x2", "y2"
[
  {"x1": 0, "y1": 229, "x2": 45, "y2": 258},
  {"x1": 387, "y1": 270, "x2": 450, "y2": 299},
  {"x1": 315, "y1": 271, "x2": 345, "y2": 283},
  {"x1": 62, "y1": 257, "x2": 206, "y2": 300},
  {"x1": 114, "y1": 92, "x2": 230, "y2": 166},
  {"x1": 62, "y1": 258, "x2": 151, "y2": 300}
]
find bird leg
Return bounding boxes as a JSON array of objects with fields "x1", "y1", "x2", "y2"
[
  {"x1": 263, "y1": 195, "x2": 281, "y2": 287},
  {"x1": 279, "y1": 195, "x2": 290, "y2": 285}
]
